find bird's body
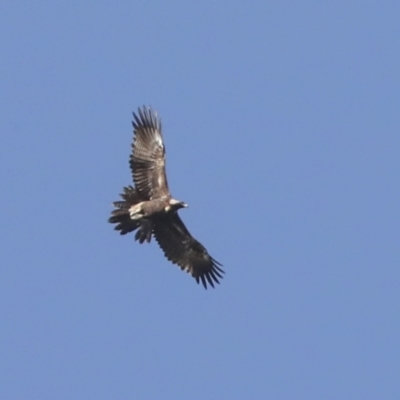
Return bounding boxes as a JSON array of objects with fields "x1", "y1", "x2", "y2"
[
  {"x1": 109, "y1": 106, "x2": 223, "y2": 288},
  {"x1": 128, "y1": 197, "x2": 182, "y2": 220}
]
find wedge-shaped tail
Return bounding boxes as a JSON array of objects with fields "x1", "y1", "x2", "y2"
[{"x1": 108, "y1": 186, "x2": 152, "y2": 243}]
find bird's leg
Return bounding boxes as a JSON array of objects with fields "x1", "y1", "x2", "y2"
[{"x1": 129, "y1": 203, "x2": 145, "y2": 220}]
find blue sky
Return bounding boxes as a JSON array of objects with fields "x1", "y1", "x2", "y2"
[{"x1": 1, "y1": 2, "x2": 399, "y2": 399}]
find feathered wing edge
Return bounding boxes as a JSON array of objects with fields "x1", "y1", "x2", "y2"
[
  {"x1": 108, "y1": 186, "x2": 152, "y2": 243},
  {"x1": 153, "y1": 213, "x2": 224, "y2": 289},
  {"x1": 133, "y1": 106, "x2": 161, "y2": 134}
]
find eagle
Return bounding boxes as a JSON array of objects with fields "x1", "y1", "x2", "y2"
[{"x1": 108, "y1": 106, "x2": 224, "y2": 288}]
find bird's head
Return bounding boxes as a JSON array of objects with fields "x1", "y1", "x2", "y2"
[{"x1": 168, "y1": 198, "x2": 188, "y2": 212}]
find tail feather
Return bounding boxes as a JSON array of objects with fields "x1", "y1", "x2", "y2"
[
  {"x1": 112, "y1": 201, "x2": 129, "y2": 209},
  {"x1": 108, "y1": 186, "x2": 153, "y2": 242},
  {"x1": 120, "y1": 185, "x2": 143, "y2": 203},
  {"x1": 134, "y1": 219, "x2": 152, "y2": 243}
]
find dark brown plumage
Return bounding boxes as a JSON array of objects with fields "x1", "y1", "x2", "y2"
[{"x1": 109, "y1": 106, "x2": 223, "y2": 288}]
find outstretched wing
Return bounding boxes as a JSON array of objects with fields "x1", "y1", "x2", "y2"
[
  {"x1": 153, "y1": 213, "x2": 224, "y2": 289},
  {"x1": 130, "y1": 107, "x2": 169, "y2": 200}
]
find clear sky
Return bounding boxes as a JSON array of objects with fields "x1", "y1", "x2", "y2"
[{"x1": 1, "y1": 2, "x2": 399, "y2": 399}]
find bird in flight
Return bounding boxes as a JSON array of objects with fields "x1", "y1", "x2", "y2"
[{"x1": 109, "y1": 106, "x2": 223, "y2": 288}]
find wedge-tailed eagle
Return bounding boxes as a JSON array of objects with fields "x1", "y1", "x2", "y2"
[{"x1": 109, "y1": 106, "x2": 223, "y2": 288}]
